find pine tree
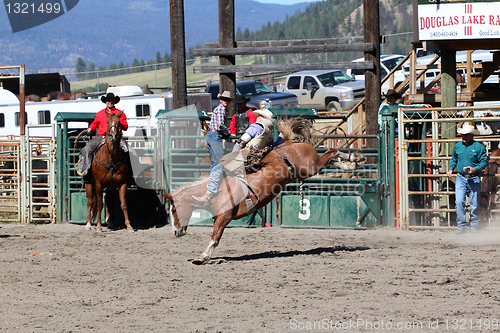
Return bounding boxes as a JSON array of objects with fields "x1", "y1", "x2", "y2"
[{"x1": 75, "y1": 57, "x2": 87, "y2": 81}]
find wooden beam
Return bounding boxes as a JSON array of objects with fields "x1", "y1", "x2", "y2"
[
  {"x1": 408, "y1": 93, "x2": 473, "y2": 104},
  {"x1": 193, "y1": 61, "x2": 374, "y2": 74},
  {"x1": 204, "y1": 37, "x2": 365, "y2": 48},
  {"x1": 170, "y1": 0, "x2": 187, "y2": 109},
  {"x1": 363, "y1": 0, "x2": 380, "y2": 141},
  {"x1": 218, "y1": 0, "x2": 236, "y2": 117},
  {"x1": 193, "y1": 43, "x2": 374, "y2": 57}
]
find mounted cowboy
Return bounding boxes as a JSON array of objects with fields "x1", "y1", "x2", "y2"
[
  {"x1": 192, "y1": 109, "x2": 282, "y2": 205},
  {"x1": 76, "y1": 92, "x2": 129, "y2": 183}
]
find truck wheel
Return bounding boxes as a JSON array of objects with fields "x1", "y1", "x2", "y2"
[{"x1": 327, "y1": 101, "x2": 342, "y2": 112}]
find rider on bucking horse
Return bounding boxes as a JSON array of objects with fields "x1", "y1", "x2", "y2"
[
  {"x1": 76, "y1": 92, "x2": 129, "y2": 184},
  {"x1": 192, "y1": 109, "x2": 283, "y2": 205}
]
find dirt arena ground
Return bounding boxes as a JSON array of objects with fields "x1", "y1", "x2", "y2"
[{"x1": 1, "y1": 223, "x2": 500, "y2": 333}]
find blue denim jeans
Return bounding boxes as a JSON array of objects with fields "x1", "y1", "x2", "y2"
[
  {"x1": 455, "y1": 174, "x2": 481, "y2": 229},
  {"x1": 205, "y1": 131, "x2": 225, "y2": 193},
  {"x1": 206, "y1": 131, "x2": 224, "y2": 169}
]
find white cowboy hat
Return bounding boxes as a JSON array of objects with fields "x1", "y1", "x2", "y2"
[
  {"x1": 253, "y1": 109, "x2": 274, "y2": 122},
  {"x1": 217, "y1": 91, "x2": 234, "y2": 100},
  {"x1": 457, "y1": 124, "x2": 480, "y2": 135}
]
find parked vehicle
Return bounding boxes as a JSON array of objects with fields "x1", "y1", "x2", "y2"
[
  {"x1": 402, "y1": 50, "x2": 500, "y2": 88},
  {"x1": 346, "y1": 54, "x2": 406, "y2": 94},
  {"x1": 282, "y1": 70, "x2": 365, "y2": 111},
  {"x1": 206, "y1": 81, "x2": 298, "y2": 111}
]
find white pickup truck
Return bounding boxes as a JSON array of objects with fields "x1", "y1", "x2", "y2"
[{"x1": 282, "y1": 70, "x2": 365, "y2": 111}]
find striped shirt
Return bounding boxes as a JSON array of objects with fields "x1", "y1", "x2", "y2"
[{"x1": 209, "y1": 103, "x2": 229, "y2": 132}]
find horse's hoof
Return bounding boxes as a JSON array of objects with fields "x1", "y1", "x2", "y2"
[
  {"x1": 85, "y1": 225, "x2": 92, "y2": 231},
  {"x1": 192, "y1": 257, "x2": 208, "y2": 265},
  {"x1": 127, "y1": 228, "x2": 135, "y2": 233},
  {"x1": 174, "y1": 229, "x2": 187, "y2": 237}
]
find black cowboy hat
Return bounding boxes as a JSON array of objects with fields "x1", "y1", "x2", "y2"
[
  {"x1": 235, "y1": 94, "x2": 250, "y2": 104},
  {"x1": 101, "y1": 92, "x2": 120, "y2": 104},
  {"x1": 383, "y1": 89, "x2": 401, "y2": 100}
]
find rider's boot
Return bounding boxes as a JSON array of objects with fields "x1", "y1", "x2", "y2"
[
  {"x1": 82, "y1": 173, "x2": 92, "y2": 184},
  {"x1": 192, "y1": 190, "x2": 216, "y2": 205}
]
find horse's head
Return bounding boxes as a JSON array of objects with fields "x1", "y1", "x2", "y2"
[
  {"x1": 165, "y1": 192, "x2": 189, "y2": 237},
  {"x1": 105, "y1": 110, "x2": 123, "y2": 146}
]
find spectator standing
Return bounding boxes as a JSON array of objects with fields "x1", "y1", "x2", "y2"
[
  {"x1": 446, "y1": 124, "x2": 488, "y2": 234},
  {"x1": 206, "y1": 90, "x2": 233, "y2": 169}
]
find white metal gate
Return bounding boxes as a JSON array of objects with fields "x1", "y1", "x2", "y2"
[
  {"x1": 22, "y1": 124, "x2": 57, "y2": 223},
  {"x1": 0, "y1": 140, "x2": 20, "y2": 222},
  {"x1": 397, "y1": 106, "x2": 500, "y2": 229}
]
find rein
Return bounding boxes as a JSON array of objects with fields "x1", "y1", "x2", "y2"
[{"x1": 274, "y1": 143, "x2": 299, "y2": 180}]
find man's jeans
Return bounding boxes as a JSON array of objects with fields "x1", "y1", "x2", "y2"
[
  {"x1": 205, "y1": 131, "x2": 225, "y2": 193},
  {"x1": 455, "y1": 173, "x2": 481, "y2": 229}
]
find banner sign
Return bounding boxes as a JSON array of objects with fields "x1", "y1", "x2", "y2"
[{"x1": 418, "y1": 0, "x2": 500, "y2": 40}]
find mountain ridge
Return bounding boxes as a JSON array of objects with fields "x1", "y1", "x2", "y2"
[{"x1": 0, "y1": 0, "x2": 309, "y2": 71}]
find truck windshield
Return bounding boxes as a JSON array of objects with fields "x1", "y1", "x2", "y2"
[
  {"x1": 317, "y1": 71, "x2": 353, "y2": 87},
  {"x1": 237, "y1": 82, "x2": 275, "y2": 96},
  {"x1": 382, "y1": 56, "x2": 404, "y2": 72}
]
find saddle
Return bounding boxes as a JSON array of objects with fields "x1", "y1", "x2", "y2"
[{"x1": 219, "y1": 146, "x2": 272, "y2": 175}]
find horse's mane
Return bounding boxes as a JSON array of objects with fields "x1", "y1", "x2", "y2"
[{"x1": 278, "y1": 117, "x2": 321, "y2": 148}]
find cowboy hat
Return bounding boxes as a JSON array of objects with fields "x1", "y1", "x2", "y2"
[
  {"x1": 235, "y1": 94, "x2": 250, "y2": 104},
  {"x1": 253, "y1": 109, "x2": 274, "y2": 122},
  {"x1": 383, "y1": 89, "x2": 401, "y2": 100},
  {"x1": 457, "y1": 124, "x2": 480, "y2": 135},
  {"x1": 101, "y1": 92, "x2": 120, "y2": 104},
  {"x1": 217, "y1": 91, "x2": 234, "y2": 100}
]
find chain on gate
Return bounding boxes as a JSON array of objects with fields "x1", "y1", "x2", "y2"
[{"x1": 299, "y1": 180, "x2": 304, "y2": 210}]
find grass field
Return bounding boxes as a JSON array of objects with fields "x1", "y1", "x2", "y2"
[{"x1": 70, "y1": 56, "x2": 260, "y2": 92}]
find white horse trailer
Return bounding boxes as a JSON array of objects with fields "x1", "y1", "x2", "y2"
[{"x1": 0, "y1": 86, "x2": 211, "y2": 138}]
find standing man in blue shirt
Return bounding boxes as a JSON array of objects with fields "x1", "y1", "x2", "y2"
[{"x1": 447, "y1": 124, "x2": 488, "y2": 233}]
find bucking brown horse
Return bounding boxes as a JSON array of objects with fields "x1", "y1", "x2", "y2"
[
  {"x1": 85, "y1": 111, "x2": 133, "y2": 232},
  {"x1": 165, "y1": 139, "x2": 364, "y2": 265}
]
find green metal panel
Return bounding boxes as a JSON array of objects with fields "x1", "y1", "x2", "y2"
[
  {"x1": 55, "y1": 112, "x2": 166, "y2": 227},
  {"x1": 188, "y1": 208, "x2": 263, "y2": 227},
  {"x1": 69, "y1": 192, "x2": 104, "y2": 222},
  {"x1": 156, "y1": 109, "x2": 211, "y2": 121},
  {"x1": 329, "y1": 196, "x2": 359, "y2": 228},
  {"x1": 281, "y1": 194, "x2": 329, "y2": 227},
  {"x1": 269, "y1": 108, "x2": 320, "y2": 119}
]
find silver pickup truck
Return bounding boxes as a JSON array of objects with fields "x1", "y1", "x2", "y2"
[
  {"x1": 283, "y1": 70, "x2": 365, "y2": 111},
  {"x1": 206, "y1": 81, "x2": 298, "y2": 111}
]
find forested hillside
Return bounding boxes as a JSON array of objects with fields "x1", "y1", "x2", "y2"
[
  {"x1": 0, "y1": 0, "x2": 308, "y2": 71},
  {"x1": 237, "y1": 0, "x2": 413, "y2": 64}
]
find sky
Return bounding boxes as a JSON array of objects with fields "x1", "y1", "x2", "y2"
[{"x1": 254, "y1": 0, "x2": 319, "y2": 5}]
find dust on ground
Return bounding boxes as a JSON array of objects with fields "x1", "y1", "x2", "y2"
[{"x1": 1, "y1": 223, "x2": 500, "y2": 332}]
